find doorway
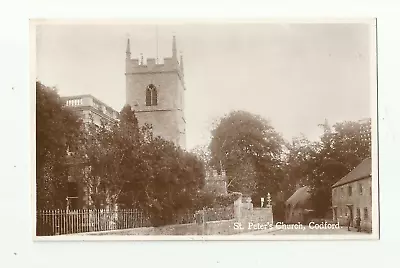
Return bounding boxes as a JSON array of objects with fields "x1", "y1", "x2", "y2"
[
  {"x1": 333, "y1": 207, "x2": 338, "y2": 221},
  {"x1": 347, "y1": 205, "x2": 354, "y2": 226}
]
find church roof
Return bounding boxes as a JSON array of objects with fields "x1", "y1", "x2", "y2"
[
  {"x1": 285, "y1": 186, "x2": 311, "y2": 208},
  {"x1": 332, "y1": 158, "x2": 372, "y2": 188}
]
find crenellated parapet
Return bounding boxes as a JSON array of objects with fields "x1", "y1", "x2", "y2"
[
  {"x1": 125, "y1": 36, "x2": 184, "y2": 80},
  {"x1": 124, "y1": 35, "x2": 187, "y2": 150},
  {"x1": 126, "y1": 57, "x2": 183, "y2": 77}
]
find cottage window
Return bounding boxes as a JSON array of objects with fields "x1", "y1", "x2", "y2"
[
  {"x1": 364, "y1": 207, "x2": 369, "y2": 220},
  {"x1": 348, "y1": 185, "x2": 352, "y2": 196},
  {"x1": 359, "y1": 183, "x2": 363, "y2": 195}
]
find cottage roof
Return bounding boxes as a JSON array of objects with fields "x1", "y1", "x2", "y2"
[
  {"x1": 332, "y1": 158, "x2": 372, "y2": 188},
  {"x1": 285, "y1": 186, "x2": 311, "y2": 208}
]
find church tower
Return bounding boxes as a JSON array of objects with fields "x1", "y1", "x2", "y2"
[{"x1": 125, "y1": 36, "x2": 186, "y2": 149}]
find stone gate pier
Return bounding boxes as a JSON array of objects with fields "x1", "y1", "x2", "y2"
[{"x1": 233, "y1": 193, "x2": 274, "y2": 233}]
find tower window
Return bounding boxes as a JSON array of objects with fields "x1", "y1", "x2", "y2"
[
  {"x1": 146, "y1": 84, "x2": 158, "y2": 106},
  {"x1": 146, "y1": 88, "x2": 152, "y2": 106},
  {"x1": 152, "y1": 87, "x2": 158, "y2": 106}
]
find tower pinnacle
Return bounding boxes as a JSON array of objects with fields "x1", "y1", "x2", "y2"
[
  {"x1": 126, "y1": 38, "x2": 131, "y2": 59},
  {"x1": 172, "y1": 35, "x2": 177, "y2": 60},
  {"x1": 180, "y1": 51, "x2": 184, "y2": 74}
]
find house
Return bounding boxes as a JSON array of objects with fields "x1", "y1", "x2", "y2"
[
  {"x1": 61, "y1": 94, "x2": 120, "y2": 127},
  {"x1": 331, "y1": 158, "x2": 372, "y2": 232},
  {"x1": 61, "y1": 94, "x2": 120, "y2": 210},
  {"x1": 285, "y1": 186, "x2": 314, "y2": 224}
]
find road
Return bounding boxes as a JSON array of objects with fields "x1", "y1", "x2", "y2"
[{"x1": 235, "y1": 224, "x2": 367, "y2": 236}]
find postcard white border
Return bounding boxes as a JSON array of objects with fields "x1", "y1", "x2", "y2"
[{"x1": 30, "y1": 18, "x2": 379, "y2": 241}]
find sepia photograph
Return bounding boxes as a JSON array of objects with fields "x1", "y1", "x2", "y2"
[{"x1": 32, "y1": 19, "x2": 378, "y2": 240}]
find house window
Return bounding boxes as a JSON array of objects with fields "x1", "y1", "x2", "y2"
[
  {"x1": 146, "y1": 88, "x2": 152, "y2": 106},
  {"x1": 348, "y1": 185, "x2": 352, "y2": 196},
  {"x1": 67, "y1": 181, "x2": 79, "y2": 210},
  {"x1": 341, "y1": 187, "x2": 344, "y2": 197},
  {"x1": 364, "y1": 207, "x2": 369, "y2": 220},
  {"x1": 67, "y1": 182, "x2": 78, "y2": 197},
  {"x1": 359, "y1": 183, "x2": 363, "y2": 195},
  {"x1": 67, "y1": 197, "x2": 79, "y2": 211},
  {"x1": 370, "y1": 186, "x2": 372, "y2": 196}
]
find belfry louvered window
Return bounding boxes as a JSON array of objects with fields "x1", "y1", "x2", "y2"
[
  {"x1": 152, "y1": 86, "x2": 158, "y2": 106},
  {"x1": 146, "y1": 87, "x2": 152, "y2": 106},
  {"x1": 146, "y1": 84, "x2": 158, "y2": 106}
]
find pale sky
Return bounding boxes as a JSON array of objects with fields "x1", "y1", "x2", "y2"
[{"x1": 36, "y1": 22, "x2": 373, "y2": 150}]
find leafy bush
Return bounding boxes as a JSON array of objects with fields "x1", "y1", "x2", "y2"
[{"x1": 194, "y1": 191, "x2": 242, "y2": 209}]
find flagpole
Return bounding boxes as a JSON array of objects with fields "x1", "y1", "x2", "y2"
[{"x1": 156, "y1": 25, "x2": 159, "y2": 64}]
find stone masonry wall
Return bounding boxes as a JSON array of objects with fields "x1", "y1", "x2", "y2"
[
  {"x1": 126, "y1": 64, "x2": 186, "y2": 149},
  {"x1": 70, "y1": 197, "x2": 274, "y2": 236},
  {"x1": 332, "y1": 176, "x2": 372, "y2": 232}
]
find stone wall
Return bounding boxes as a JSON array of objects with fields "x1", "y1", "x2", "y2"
[
  {"x1": 79, "y1": 223, "x2": 201, "y2": 236},
  {"x1": 75, "y1": 218, "x2": 270, "y2": 236},
  {"x1": 68, "y1": 196, "x2": 274, "y2": 236},
  {"x1": 249, "y1": 208, "x2": 274, "y2": 224},
  {"x1": 237, "y1": 207, "x2": 274, "y2": 232}
]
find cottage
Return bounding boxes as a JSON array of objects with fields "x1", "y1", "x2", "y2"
[
  {"x1": 331, "y1": 158, "x2": 372, "y2": 232},
  {"x1": 285, "y1": 186, "x2": 314, "y2": 224}
]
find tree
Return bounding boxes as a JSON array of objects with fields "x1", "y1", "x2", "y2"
[
  {"x1": 80, "y1": 104, "x2": 142, "y2": 209},
  {"x1": 276, "y1": 118, "x2": 372, "y2": 218},
  {"x1": 307, "y1": 119, "x2": 371, "y2": 217},
  {"x1": 190, "y1": 144, "x2": 212, "y2": 170},
  {"x1": 281, "y1": 135, "x2": 318, "y2": 198},
  {"x1": 36, "y1": 81, "x2": 83, "y2": 209},
  {"x1": 135, "y1": 137, "x2": 206, "y2": 226},
  {"x1": 330, "y1": 120, "x2": 371, "y2": 168},
  {"x1": 79, "y1": 105, "x2": 206, "y2": 226},
  {"x1": 209, "y1": 110, "x2": 285, "y2": 198}
]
